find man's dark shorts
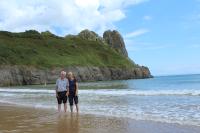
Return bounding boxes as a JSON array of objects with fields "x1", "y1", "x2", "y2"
[
  {"x1": 57, "y1": 91, "x2": 67, "y2": 104},
  {"x1": 68, "y1": 94, "x2": 78, "y2": 106}
]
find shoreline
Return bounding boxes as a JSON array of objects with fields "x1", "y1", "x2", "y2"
[{"x1": 0, "y1": 103, "x2": 199, "y2": 133}]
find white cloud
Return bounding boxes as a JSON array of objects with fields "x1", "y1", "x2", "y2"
[
  {"x1": 124, "y1": 28, "x2": 149, "y2": 38},
  {"x1": 0, "y1": 0, "x2": 147, "y2": 36},
  {"x1": 143, "y1": 15, "x2": 152, "y2": 20}
]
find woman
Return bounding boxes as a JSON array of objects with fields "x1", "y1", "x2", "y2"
[{"x1": 67, "y1": 72, "x2": 79, "y2": 113}]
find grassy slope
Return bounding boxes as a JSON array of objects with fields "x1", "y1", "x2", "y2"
[{"x1": 0, "y1": 30, "x2": 135, "y2": 68}]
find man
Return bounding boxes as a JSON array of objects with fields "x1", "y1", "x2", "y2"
[{"x1": 55, "y1": 71, "x2": 68, "y2": 112}]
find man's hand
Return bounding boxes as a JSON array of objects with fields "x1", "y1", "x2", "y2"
[
  {"x1": 56, "y1": 93, "x2": 59, "y2": 98},
  {"x1": 66, "y1": 91, "x2": 69, "y2": 96}
]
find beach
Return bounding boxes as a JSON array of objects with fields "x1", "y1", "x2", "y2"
[
  {"x1": 0, "y1": 103, "x2": 200, "y2": 133},
  {"x1": 1, "y1": 75, "x2": 200, "y2": 133}
]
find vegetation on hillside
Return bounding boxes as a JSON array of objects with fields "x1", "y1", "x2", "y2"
[{"x1": 0, "y1": 30, "x2": 136, "y2": 68}]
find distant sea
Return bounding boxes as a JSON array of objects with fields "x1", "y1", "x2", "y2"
[{"x1": 0, "y1": 74, "x2": 200, "y2": 126}]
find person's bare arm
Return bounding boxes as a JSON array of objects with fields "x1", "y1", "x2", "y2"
[
  {"x1": 75, "y1": 82, "x2": 78, "y2": 96},
  {"x1": 55, "y1": 80, "x2": 59, "y2": 98},
  {"x1": 66, "y1": 80, "x2": 69, "y2": 96}
]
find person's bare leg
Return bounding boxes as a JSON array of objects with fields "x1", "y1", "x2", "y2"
[
  {"x1": 64, "y1": 103, "x2": 67, "y2": 112},
  {"x1": 70, "y1": 105, "x2": 73, "y2": 113},
  {"x1": 58, "y1": 104, "x2": 61, "y2": 112},
  {"x1": 75, "y1": 104, "x2": 79, "y2": 113}
]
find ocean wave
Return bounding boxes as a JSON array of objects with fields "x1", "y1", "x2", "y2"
[
  {"x1": 80, "y1": 89, "x2": 200, "y2": 96},
  {"x1": 0, "y1": 88, "x2": 200, "y2": 96},
  {"x1": 0, "y1": 88, "x2": 54, "y2": 93}
]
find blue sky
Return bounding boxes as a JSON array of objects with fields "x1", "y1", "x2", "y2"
[
  {"x1": 0, "y1": 0, "x2": 200, "y2": 75},
  {"x1": 117, "y1": 0, "x2": 200, "y2": 75}
]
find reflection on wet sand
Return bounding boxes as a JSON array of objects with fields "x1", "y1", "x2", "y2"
[
  {"x1": 57, "y1": 113, "x2": 79, "y2": 133},
  {"x1": 1, "y1": 104, "x2": 200, "y2": 133}
]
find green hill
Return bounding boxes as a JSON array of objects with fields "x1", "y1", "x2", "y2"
[{"x1": 0, "y1": 30, "x2": 135, "y2": 68}]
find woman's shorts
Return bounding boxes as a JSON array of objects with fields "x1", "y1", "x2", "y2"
[
  {"x1": 57, "y1": 91, "x2": 67, "y2": 104},
  {"x1": 68, "y1": 94, "x2": 78, "y2": 106}
]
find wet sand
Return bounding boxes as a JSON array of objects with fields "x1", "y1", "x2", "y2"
[{"x1": 0, "y1": 103, "x2": 199, "y2": 133}]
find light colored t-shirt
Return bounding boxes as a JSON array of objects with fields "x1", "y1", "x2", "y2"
[{"x1": 56, "y1": 78, "x2": 68, "y2": 92}]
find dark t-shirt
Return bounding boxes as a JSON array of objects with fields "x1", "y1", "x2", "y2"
[{"x1": 69, "y1": 79, "x2": 76, "y2": 94}]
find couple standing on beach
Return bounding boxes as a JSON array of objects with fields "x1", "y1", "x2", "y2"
[{"x1": 55, "y1": 71, "x2": 79, "y2": 113}]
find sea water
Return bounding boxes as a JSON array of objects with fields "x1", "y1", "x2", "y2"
[{"x1": 0, "y1": 74, "x2": 200, "y2": 126}]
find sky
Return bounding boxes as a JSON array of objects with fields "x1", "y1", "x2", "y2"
[{"x1": 0, "y1": 0, "x2": 200, "y2": 76}]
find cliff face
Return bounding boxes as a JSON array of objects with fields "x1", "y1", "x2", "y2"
[
  {"x1": 0, "y1": 65, "x2": 152, "y2": 86},
  {"x1": 0, "y1": 29, "x2": 152, "y2": 86},
  {"x1": 103, "y1": 30, "x2": 128, "y2": 57}
]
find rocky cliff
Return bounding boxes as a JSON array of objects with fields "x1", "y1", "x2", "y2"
[
  {"x1": 103, "y1": 30, "x2": 128, "y2": 57},
  {"x1": 0, "y1": 29, "x2": 152, "y2": 86},
  {"x1": 0, "y1": 65, "x2": 152, "y2": 86}
]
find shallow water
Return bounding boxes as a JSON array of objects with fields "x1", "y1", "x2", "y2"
[
  {"x1": 0, "y1": 74, "x2": 200, "y2": 126},
  {"x1": 1, "y1": 104, "x2": 200, "y2": 133}
]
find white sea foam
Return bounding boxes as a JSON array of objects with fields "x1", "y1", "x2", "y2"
[
  {"x1": 0, "y1": 88, "x2": 200, "y2": 96},
  {"x1": 80, "y1": 89, "x2": 200, "y2": 96},
  {"x1": 0, "y1": 88, "x2": 54, "y2": 93}
]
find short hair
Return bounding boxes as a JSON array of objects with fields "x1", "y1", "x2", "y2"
[{"x1": 61, "y1": 71, "x2": 66, "y2": 75}]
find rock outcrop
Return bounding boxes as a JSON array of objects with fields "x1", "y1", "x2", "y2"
[
  {"x1": 78, "y1": 29, "x2": 104, "y2": 42},
  {"x1": 0, "y1": 65, "x2": 152, "y2": 86},
  {"x1": 103, "y1": 30, "x2": 128, "y2": 57}
]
